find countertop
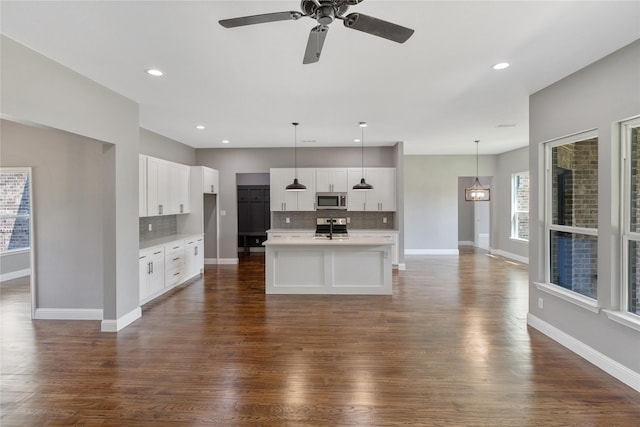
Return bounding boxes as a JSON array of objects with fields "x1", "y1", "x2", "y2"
[
  {"x1": 263, "y1": 236, "x2": 393, "y2": 246},
  {"x1": 139, "y1": 233, "x2": 203, "y2": 251},
  {"x1": 267, "y1": 228, "x2": 398, "y2": 233}
]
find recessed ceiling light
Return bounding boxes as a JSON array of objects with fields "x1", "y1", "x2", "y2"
[
  {"x1": 497, "y1": 123, "x2": 517, "y2": 128},
  {"x1": 354, "y1": 139, "x2": 361, "y2": 143},
  {"x1": 359, "y1": 122, "x2": 368, "y2": 127},
  {"x1": 222, "y1": 140, "x2": 230, "y2": 144},
  {"x1": 145, "y1": 68, "x2": 164, "y2": 76},
  {"x1": 195, "y1": 125, "x2": 205, "y2": 130},
  {"x1": 492, "y1": 62, "x2": 510, "y2": 70}
]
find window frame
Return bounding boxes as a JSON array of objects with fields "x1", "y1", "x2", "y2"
[
  {"x1": 0, "y1": 167, "x2": 32, "y2": 255},
  {"x1": 511, "y1": 171, "x2": 529, "y2": 242},
  {"x1": 543, "y1": 129, "x2": 599, "y2": 301},
  {"x1": 621, "y1": 117, "x2": 640, "y2": 318}
]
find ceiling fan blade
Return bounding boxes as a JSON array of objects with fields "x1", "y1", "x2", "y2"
[
  {"x1": 343, "y1": 13, "x2": 414, "y2": 43},
  {"x1": 303, "y1": 25, "x2": 329, "y2": 64},
  {"x1": 219, "y1": 11, "x2": 302, "y2": 28}
]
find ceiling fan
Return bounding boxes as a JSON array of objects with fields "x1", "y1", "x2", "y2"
[{"x1": 219, "y1": 0, "x2": 414, "y2": 64}]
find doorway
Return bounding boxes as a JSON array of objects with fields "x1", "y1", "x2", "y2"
[
  {"x1": 458, "y1": 176, "x2": 492, "y2": 250},
  {"x1": 236, "y1": 173, "x2": 270, "y2": 255},
  {"x1": 0, "y1": 167, "x2": 35, "y2": 318}
]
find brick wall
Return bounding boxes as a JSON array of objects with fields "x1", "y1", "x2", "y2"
[
  {"x1": 0, "y1": 172, "x2": 30, "y2": 251},
  {"x1": 550, "y1": 138, "x2": 598, "y2": 298}
]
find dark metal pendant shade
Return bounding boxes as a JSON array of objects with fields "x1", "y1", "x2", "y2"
[
  {"x1": 353, "y1": 177, "x2": 373, "y2": 191},
  {"x1": 286, "y1": 178, "x2": 307, "y2": 191},
  {"x1": 286, "y1": 122, "x2": 306, "y2": 192}
]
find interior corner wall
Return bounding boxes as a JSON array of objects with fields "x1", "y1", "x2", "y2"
[
  {"x1": 1, "y1": 35, "x2": 140, "y2": 323},
  {"x1": 529, "y1": 40, "x2": 640, "y2": 376},
  {"x1": 404, "y1": 155, "x2": 496, "y2": 252},
  {"x1": 493, "y1": 146, "x2": 529, "y2": 260},
  {"x1": 457, "y1": 177, "x2": 475, "y2": 243},
  {"x1": 139, "y1": 128, "x2": 196, "y2": 165}
]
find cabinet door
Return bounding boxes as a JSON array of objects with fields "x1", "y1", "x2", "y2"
[
  {"x1": 347, "y1": 168, "x2": 366, "y2": 211},
  {"x1": 203, "y1": 167, "x2": 218, "y2": 194},
  {"x1": 185, "y1": 238, "x2": 203, "y2": 279},
  {"x1": 139, "y1": 254, "x2": 150, "y2": 302},
  {"x1": 378, "y1": 168, "x2": 396, "y2": 211},
  {"x1": 330, "y1": 168, "x2": 348, "y2": 192},
  {"x1": 148, "y1": 250, "x2": 165, "y2": 295},
  {"x1": 295, "y1": 168, "x2": 316, "y2": 211},
  {"x1": 316, "y1": 168, "x2": 347, "y2": 192},
  {"x1": 147, "y1": 157, "x2": 169, "y2": 216},
  {"x1": 316, "y1": 168, "x2": 331, "y2": 192},
  {"x1": 195, "y1": 239, "x2": 204, "y2": 274},
  {"x1": 139, "y1": 156, "x2": 147, "y2": 217},
  {"x1": 168, "y1": 163, "x2": 190, "y2": 214},
  {"x1": 270, "y1": 169, "x2": 297, "y2": 211}
]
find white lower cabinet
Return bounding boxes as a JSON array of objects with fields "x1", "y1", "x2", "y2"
[
  {"x1": 185, "y1": 236, "x2": 204, "y2": 279},
  {"x1": 139, "y1": 246, "x2": 165, "y2": 303},
  {"x1": 139, "y1": 234, "x2": 203, "y2": 305}
]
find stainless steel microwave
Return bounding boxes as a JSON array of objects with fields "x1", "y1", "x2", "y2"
[{"x1": 316, "y1": 192, "x2": 347, "y2": 210}]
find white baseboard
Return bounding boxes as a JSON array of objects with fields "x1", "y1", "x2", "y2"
[
  {"x1": 216, "y1": 258, "x2": 239, "y2": 265},
  {"x1": 0, "y1": 268, "x2": 31, "y2": 282},
  {"x1": 405, "y1": 249, "x2": 459, "y2": 255},
  {"x1": 490, "y1": 249, "x2": 529, "y2": 264},
  {"x1": 527, "y1": 313, "x2": 640, "y2": 392},
  {"x1": 34, "y1": 308, "x2": 103, "y2": 320},
  {"x1": 458, "y1": 241, "x2": 474, "y2": 246},
  {"x1": 101, "y1": 307, "x2": 142, "y2": 332}
]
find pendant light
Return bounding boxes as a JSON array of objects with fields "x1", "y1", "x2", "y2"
[
  {"x1": 285, "y1": 122, "x2": 307, "y2": 191},
  {"x1": 465, "y1": 140, "x2": 490, "y2": 201},
  {"x1": 353, "y1": 121, "x2": 373, "y2": 191}
]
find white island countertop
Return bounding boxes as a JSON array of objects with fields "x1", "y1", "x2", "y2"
[{"x1": 263, "y1": 236, "x2": 393, "y2": 246}]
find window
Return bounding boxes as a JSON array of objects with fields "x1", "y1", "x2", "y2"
[
  {"x1": 622, "y1": 118, "x2": 640, "y2": 316},
  {"x1": 0, "y1": 169, "x2": 31, "y2": 253},
  {"x1": 511, "y1": 171, "x2": 529, "y2": 241},
  {"x1": 545, "y1": 131, "x2": 598, "y2": 299}
]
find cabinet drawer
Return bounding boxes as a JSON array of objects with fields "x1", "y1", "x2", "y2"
[
  {"x1": 165, "y1": 253, "x2": 185, "y2": 271},
  {"x1": 165, "y1": 241, "x2": 185, "y2": 256},
  {"x1": 165, "y1": 266, "x2": 184, "y2": 287}
]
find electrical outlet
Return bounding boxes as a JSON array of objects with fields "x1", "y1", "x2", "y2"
[
  {"x1": 383, "y1": 217, "x2": 387, "y2": 224},
  {"x1": 220, "y1": 210, "x2": 227, "y2": 216},
  {"x1": 285, "y1": 217, "x2": 290, "y2": 224},
  {"x1": 148, "y1": 224, "x2": 152, "y2": 232},
  {"x1": 538, "y1": 297, "x2": 544, "y2": 310}
]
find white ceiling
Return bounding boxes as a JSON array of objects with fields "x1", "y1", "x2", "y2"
[{"x1": 1, "y1": 1, "x2": 639, "y2": 154}]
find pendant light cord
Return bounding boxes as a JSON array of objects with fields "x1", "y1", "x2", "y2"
[
  {"x1": 293, "y1": 122, "x2": 299, "y2": 177},
  {"x1": 475, "y1": 139, "x2": 479, "y2": 179},
  {"x1": 361, "y1": 125, "x2": 365, "y2": 177}
]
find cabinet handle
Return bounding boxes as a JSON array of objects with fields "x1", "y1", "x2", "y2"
[
  {"x1": 153, "y1": 251, "x2": 162, "y2": 255},
  {"x1": 147, "y1": 262, "x2": 151, "y2": 274},
  {"x1": 180, "y1": 204, "x2": 184, "y2": 213},
  {"x1": 173, "y1": 272, "x2": 180, "y2": 277},
  {"x1": 173, "y1": 246, "x2": 180, "y2": 250},
  {"x1": 211, "y1": 185, "x2": 214, "y2": 193},
  {"x1": 150, "y1": 261, "x2": 153, "y2": 274},
  {"x1": 159, "y1": 204, "x2": 163, "y2": 215},
  {"x1": 173, "y1": 257, "x2": 180, "y2": 261},
  {"x1": 195, "y1": 246, "x2": 198, "y2": 256}
]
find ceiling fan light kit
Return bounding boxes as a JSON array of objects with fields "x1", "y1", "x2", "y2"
[
  {"x1": 219, "y1": 0, "x2": 414, "y2": 64},
  {"x1": 465, "y1": 140, "x2": 490, "y2": 202}
]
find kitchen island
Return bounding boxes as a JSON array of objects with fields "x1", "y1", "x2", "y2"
[{"x1": 263, "y1": 236, "x2": 393, "y2": 295}]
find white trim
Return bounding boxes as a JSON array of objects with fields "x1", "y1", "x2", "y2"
[
  {"x1": 509, "y1": 237, "x2": 528, "y2": 244},
  {"x1": 34, "y1": 308, "x2": 103, "y2": 320},
  {"x1": 0, "y1": 248, "x2": 30, "y2": 256},
  {"x1": 397, "y1": 263, "x2": 406, "y2": 271},
  {"x1": 206, "y1": 257, "x2": 239, "y2": 265},
  {"x1": 458, "y1": 241, "x2": 474, "y2": 246},
  {"x1": 101, "y1": 307, "x2": 142, "y2": 332},
  {"x1": 603, "y1": 310, "x2": 640, "y2": 332},
  {"x1": 0, "y1": 268, "x2": 31, "y2": 282},
  {"x1": 535, "y1": 281, "x2": 600, "y2": 313},
  {"x1": 405, "y1": 249, "x2": 459, "y2": 255},
  {"x1": 527, "y1": 313, "x2": 640, "y2": 393},
  {"x1": 489, "y1": 249, "x2": 528, "y2": 265}
]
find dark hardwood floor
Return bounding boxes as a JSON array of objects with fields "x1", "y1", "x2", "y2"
[{"x1": 2, "y1": 248, "x2": 640, "y2": 426}]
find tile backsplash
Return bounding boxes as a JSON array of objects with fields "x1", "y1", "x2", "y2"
[
  {"x1": 139, "y1": 216, "x2": 177, "y2": 241},
  {"x1": 272, "y1": 211, "x2": 395, "y2": 230}
]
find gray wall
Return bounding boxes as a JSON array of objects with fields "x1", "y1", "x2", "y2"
[
  {"x1": 529, "y1": 40, "x2": 640, "y2": 374},
  {"x1": 494, "y1": 146, "x2": 529, "y2": 260},
  {"x1": 0, "y1": 250, "x2": 30, "y2": 278},
  {"x1": 1, "y1": 120, "x2": 104, "y2": 308},
  {"x1": 1, "y1": 36, "x2": 139, "y2": 322},
  {"x1": 196, "y1": 146, "x2": 397, "y2": 259},
  {"x1": 140, "y1": 128, "x2": 196, "y2": 166},
  {"x1": 457, "y1": 177, "x2": 475, "y2": 243},
  {"x1": 404, "y1": 155, "x2": 496, "y2": 251}
]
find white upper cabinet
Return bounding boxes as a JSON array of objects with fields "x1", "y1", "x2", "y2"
[
  {"x1": 141, "y1": 155, "x2": 191, "y2": 217},
  {"x1": 203, "y1": 167, "x2": 218, "y2": 194},
  {"x1": 270, "y1": 168, "x2": 316, "y2": 211},
  {"x1": 347, "y1": 167, "x2": 396, "y2": 212},
  {"x1": 316, "y1": 168, "x2": 348, "y2": 193}
]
